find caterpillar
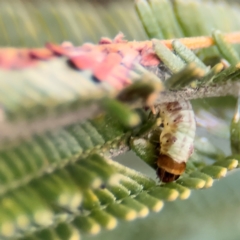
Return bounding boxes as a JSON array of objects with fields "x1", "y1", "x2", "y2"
[{"x1": 156, "y1": 100, "x2": 196, "y2": 182}]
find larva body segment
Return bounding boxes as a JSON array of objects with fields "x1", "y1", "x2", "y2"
[{"x1": 157, "y1": 100, "x2": 196, "y2": 182}]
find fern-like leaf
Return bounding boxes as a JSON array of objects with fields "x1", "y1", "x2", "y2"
[{"x1": 1, "y1": 0, "x2": 240, "y2": 240}]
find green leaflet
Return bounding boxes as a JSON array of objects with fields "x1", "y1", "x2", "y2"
[
  {"x1": 101, "y1": 99, "x2": 141, "y2": 128},
  {"x1": 0, "y1": 113, "x2": 130, "y2": 197},
  {"x1": 231, "y1": 96, "x2": 240, "y2": 154},
  {"x1": 130, "y1": 137, "x2": 158, "y2": 169},
  {"x1": 151, "y1": 34, "x2": 240, "y2": 90},
  {"x1": 0, "y1": 60, "x2": 111, "y2": 121},
  {"x1": 163, "y1": 63, "x2": 205, "y2": 89},
  {"x1": 153, "y1": 39, "x2": 186, "y2": 74},
  {"x1": 0, "y1": 0, "x2": 147, "y2": 47},
  {"x1": 135, "y1": 0, "x2": 163, "y2": 39},
  {"x1": 148, "y1": 0, "x2": 183, "y2": 39},
  {"x1": 212, "y1": 30, "x2": 240, "y2": 65},
  {"x1": 136, "y1": 0, "x2": 240, "y2": 61},
  {"x1": 0, "y1": 62, "x2": 164, "y2": 143},
  {"x1": 1, "y1": 0, "x2": 240, "y2": 239},
  {"x1": 172, "y1": 40, "x2": 209, "y2": 73},
  {"x1": 12, "y1": 153, "x2": 238, "y2": 240}
]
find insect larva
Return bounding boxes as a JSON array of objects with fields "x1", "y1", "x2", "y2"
[{"x1": 156, "y1": 100, "x2": 196, "y2": 182}]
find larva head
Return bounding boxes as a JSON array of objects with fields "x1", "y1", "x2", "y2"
[{"x1": 156, "y1": 154, "x2": 186, "y2": 183}]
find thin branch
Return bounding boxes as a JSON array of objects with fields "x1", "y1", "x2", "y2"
[
  {"x1": 105, "y1": 144, "x2": 131, "y2": 159},
  {"x1": 1, "y1": 32, "x2": 240, "y2": 60},
  {"x1": 96, "y1": 31, "x2": 240, "y2": 51},
  {"x1": 0, "y1": 81, "x2": 239, "y2": 144},
  {"x1": 0, "y1": 104, "x2": 101, "y2": 145},
  {"x1": 156, "y1": 81, "x2": 240, "y2": 104}
]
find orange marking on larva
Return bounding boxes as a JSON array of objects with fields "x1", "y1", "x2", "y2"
[{"x1": 157, "y1": 154, "x2": 186, "y2": 183}]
